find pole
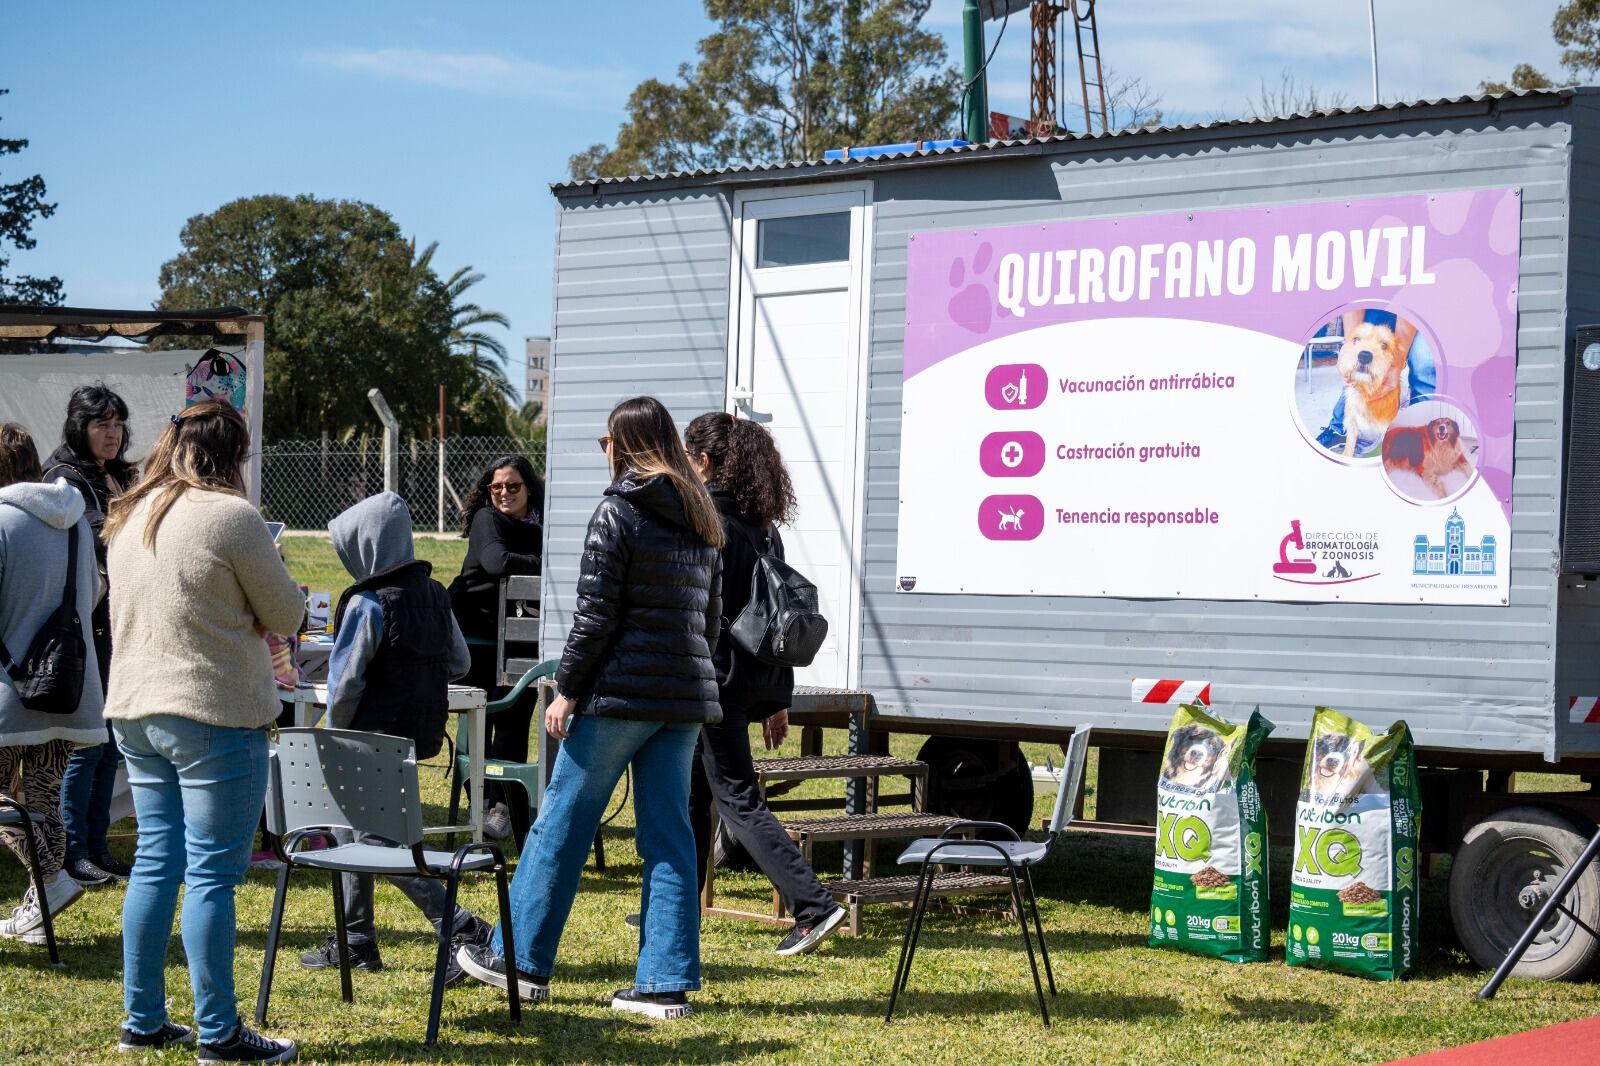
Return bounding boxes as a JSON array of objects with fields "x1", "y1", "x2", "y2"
[
  {"x1": 1478, "y1": 826, "x2": 1600, "y2": 999},
  {"x1": 367, "y1": 388, "x2": 399, "y2": 494},
  {"x1": 963, "y1": 0, "x2": 988, "y2": 143},
  {"x1": 1366, "y1": 0, "x2": 1380, "y2": 106},
  {"x1": 437, "y1": 385, "x2": 446, "y2": 533}
]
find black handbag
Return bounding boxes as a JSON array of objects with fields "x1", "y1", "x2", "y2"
[
  {"x1": 0, "y1": 524, "x2": 87, "y2": 715},
  {"x1": 727, "y1": 521, "x2": 828, "y2": 669}
]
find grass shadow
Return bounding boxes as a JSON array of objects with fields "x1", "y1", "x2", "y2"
[{"x1": 1226, "y1": 995, "x2": 1338, "y2": 1023}]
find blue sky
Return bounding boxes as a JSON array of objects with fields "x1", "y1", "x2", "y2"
[{"x1": 5, "y1": 1, "x2": 1573, "y2": 401}]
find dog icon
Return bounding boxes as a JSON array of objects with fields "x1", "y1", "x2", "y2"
[{"x1": 997, "y1": 507, "x2": 1025, "y2": 532}]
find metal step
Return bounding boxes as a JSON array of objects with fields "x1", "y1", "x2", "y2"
[
  {"x1": 755, "y1": 754, "x2": 927, "y2": 783},
  {"x1": 781, "y1": 812, "x2": 960, "y2": 844},
  {"x1": 826, "y1": 871, "x2": 1015, "y2": 906}
]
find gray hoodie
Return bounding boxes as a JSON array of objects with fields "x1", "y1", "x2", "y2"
[
  {"x1": 326, "y1": 492, "x2": 469, "y2": 728},
  {"x1": 0, "y1": 480, "x2": 106, "y2": 746}
]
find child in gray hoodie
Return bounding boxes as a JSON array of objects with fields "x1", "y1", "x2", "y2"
[{"x1": 298, "y1": 492, "x2": 490, "y2": 982}]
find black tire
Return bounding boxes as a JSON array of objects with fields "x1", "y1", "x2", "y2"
[
  {"x1": 915, "y1": 737, "x2": 1035, "y2": 838},
  {"x1": 1449, "y1": 804, "x2": 1600, "y2": 981}
]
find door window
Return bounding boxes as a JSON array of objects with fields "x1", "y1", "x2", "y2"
[{"x1": 756, "y1": 212, "x2": 851, "y2": 268}]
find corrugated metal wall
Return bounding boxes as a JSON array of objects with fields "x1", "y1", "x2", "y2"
[
  {"x1": 544, "y1": 98, "x2": 1586, "y2": 760},
  {"x1": 540, "y1": 192, "x2": 731, "y2": 649},
  {"x1": 861, "y1": 110, "x2": 1574, "y2": 757}
]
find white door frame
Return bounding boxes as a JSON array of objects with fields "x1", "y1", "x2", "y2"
[{"x1": 725, "y1": 182, "x2": 874, "y2": 690}]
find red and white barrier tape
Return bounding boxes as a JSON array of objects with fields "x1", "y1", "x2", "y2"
[
  {"x1": 1132, "y1": 678, "x2": 1211, "y2": 706},
  {"x1": 1570, "y1": 696, "x2": 1600, "y2": 724}
]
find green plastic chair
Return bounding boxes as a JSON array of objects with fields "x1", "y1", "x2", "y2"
[{"x1": 447, "y1": 660, "x2": 558, "y2": 847}]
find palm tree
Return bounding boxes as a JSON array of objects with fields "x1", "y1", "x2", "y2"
[{"x1": 411, "y1": 240, "x2": 518, "y2": 407}]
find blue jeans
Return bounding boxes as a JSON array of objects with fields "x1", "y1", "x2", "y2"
[
  {"x1": 60, "y1": 723, "x2": 122, "y2": 863},
  {"x1": 1324, "y1": 344, "x2": 1438, "y2": 444},
  {"x1": 493, "y1": 716, "x2": 701, "y2": 994},
  {"x1": 113, "y1": 717, "x2": 268, "y2": 1043}
]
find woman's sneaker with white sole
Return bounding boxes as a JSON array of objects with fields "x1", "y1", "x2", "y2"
[
  {"x1": 455, "y1": 942, "x2": 550, "y2": 1002},
  {"x1": 775, "y1": 905, "x2": 847, "y2": 956},
  {"x1": 610, "y1": 988, "x2": 692, "y2": 1020},
  {"x1": 0, "y1": 870, "x2": 85, "y2": 939},
  {"x1": 117, "y1": 1020, "x2": 196, "y2": 1053},
  {"x1": 196, "y1": 1023, "x2": 296, "y2": 1063}
]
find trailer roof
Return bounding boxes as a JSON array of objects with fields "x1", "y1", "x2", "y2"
[{"x1": 551, "y1": 87, "x2": 1589, "y2": 197}]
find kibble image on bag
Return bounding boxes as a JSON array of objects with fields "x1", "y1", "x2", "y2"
[
  {"x1": 1287, "y1": 707, "x2": 1421, "y2": 980},
  {"x1": 1148, "y1": 704, "x2": 1274, "y2": 962}
]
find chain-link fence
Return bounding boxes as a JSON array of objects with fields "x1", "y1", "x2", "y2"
[{"x1": 261, "y1": 436, "x2": 546, "y2": 530}]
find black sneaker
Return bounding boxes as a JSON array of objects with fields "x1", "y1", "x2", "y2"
[
  {"x1": 624, "y1": 913, "x2": 641, "y2": 929},
  {"x1": 69, "y1": 856, "x2": 115, "y2": 887},
  {"x1": 298, "y1": 935, "x2": 382, "y2": 972},
  {"x1": 197, "y1": 1023, "x2": 297, "y2": 1063},
  {"x1": 117, "y1": 1020, "x2": 196, "y2": 1052},
  {"x1": 776, "y1": 905, "x2": 847, "y2": 956},
  {"x1": 443, "y1": 916, "x2": 494, "y2": 987},
  {"x1": 93, "y1": 852, "x2": 134, "y2": 880},
  {"x1": 455, "y1": 942, "x2": 549, "y2": 1002},
  {"x1": 1314, "y1": 425, "x2": 1346, "y2": 449},
  {"x1": 610, "y1": 987, "x2": 691, "y2": 1020}
]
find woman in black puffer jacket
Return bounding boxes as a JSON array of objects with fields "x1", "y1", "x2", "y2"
[{"x1": 458, "y1": 396, "x2": 724, "y2": 1021}]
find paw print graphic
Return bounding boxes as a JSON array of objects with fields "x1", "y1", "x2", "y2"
[{"x1": 947, "y1": 241, "x2": 996, "y2": 335}]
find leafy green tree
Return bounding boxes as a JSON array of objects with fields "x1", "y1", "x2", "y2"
[
  {"x1": 158, "y1": 195, "x2": 512, "y2": 438},
  {"x1": 1479, "y1": 63, "x2": 1563, "y2": 94},
  {"x1": 1556, "y1": 0, "x2": 1600, "y2": 75},
  {"x1": 0, "y1": 88, "x2": 63, "y2": 306},
  {"x1": 570, "y1": 0, "x2": 958, "y2": 179}
]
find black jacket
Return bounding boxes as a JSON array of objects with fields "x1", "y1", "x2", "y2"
[
  {"x1": 43, "y1": 445, "x2": 131, "y2": 567},
  {"x1": 448, "y1": 505, "x2": 542, "y2": 641},
  {"x1": 709, "y1": 488, "x2": 794, "y2": 717},
  {"x1": 333, "y1": 560, "x2": 454, "y2": 760},
  {"x1": 556, "y1": 473, "x2": 724, "y2": 724}
]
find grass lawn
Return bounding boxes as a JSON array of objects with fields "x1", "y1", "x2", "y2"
[
  {"x1": 281, "y1": 533, "x2": 469, "y2": 606},
  {"x1": 3, "y1": 537, "x2": 1596, "y2": 1063}
]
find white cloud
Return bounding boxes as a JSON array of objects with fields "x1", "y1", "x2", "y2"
[{"x1": 301, "y1": 47, "x2": 629, "y2": 106}]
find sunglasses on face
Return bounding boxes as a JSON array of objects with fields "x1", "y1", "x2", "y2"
[
  {"x1": 490, "y1": 482, "x2": 524, "y2": 496},
  {"x1": 597, "y1": 435, "x2": 612, "y2": 453}
]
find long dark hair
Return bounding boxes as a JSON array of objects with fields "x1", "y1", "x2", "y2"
[
  {"x1": 62, "y1": 382, "x2": 136, "y2": 483},
  {"x1": 608, "y1": 397, "x2": 724, "y2": 547},
  {"x1": 684, "y1": 412, "x2": 797, "y2": 528},
  {"x1": 104, "y1": 400, "x2": 249, "y2": 548},
  {"x1": 459, "y1": 454, "x2": 545, "y2": 536}
]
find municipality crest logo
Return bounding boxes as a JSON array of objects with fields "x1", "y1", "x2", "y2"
[{"x1": 1413, "y1": 508, "x2": 1496, "y2": 577}]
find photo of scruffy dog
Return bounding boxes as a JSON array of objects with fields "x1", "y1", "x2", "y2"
[
  {"x1": 1382, "y1": 416, "x2": 1472, "y2": 500},
  {"x1": 1337, "y1": 321, "x2": 1408, "y2": 458},
  {"x1": 1161, "y1": 724, "x2": 1230, "y2": 794}
]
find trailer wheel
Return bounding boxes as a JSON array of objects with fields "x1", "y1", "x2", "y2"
[
  {"x1": 1449, "y1": 804, "x2": 1600, "y2": 981},
  {"x1": 915, "y1": 737, "x2": 1035, "y2": 838}
]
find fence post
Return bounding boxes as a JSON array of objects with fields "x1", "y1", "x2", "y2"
[
  {"x1": 367, "y1": 389, "x2": 399, "y2": 494},
  {"x1": 437, "y1": 385, "x2": 446, "y2": 533}
]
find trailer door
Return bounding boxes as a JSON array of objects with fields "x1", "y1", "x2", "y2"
[{"x1": 727, "y1": 186, "x2": 871, "y2": 689}]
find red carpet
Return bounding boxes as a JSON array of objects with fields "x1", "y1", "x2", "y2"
[{"x1": 1383, "y1": 1016, "x2": 1600, "y2": 1065}]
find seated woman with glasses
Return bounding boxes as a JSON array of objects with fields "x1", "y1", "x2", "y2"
[{"x1": 447, "y1": 456, "x2": 545, "y2": 844}]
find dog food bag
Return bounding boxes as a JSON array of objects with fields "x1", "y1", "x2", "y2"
[
  {"x1": 1287, "y1": 707, "x2": 1420, "y2": 980},
  {"x1": 1148, "y1": 703, "x2": 1274, "y2": 962}
]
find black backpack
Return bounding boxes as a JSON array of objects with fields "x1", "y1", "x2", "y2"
[
  {"x1": 0, "y1": 524, "x2": 87, "y2": 715},
  {"x1": 727, "y1": 520, "x2": 829, "y2": 669}
]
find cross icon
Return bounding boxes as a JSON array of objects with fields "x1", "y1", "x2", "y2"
[{"x1": 1000, "y1": 441, "x2": 1024, "y2": 468}]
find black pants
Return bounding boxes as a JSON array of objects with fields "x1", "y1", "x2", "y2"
[
  {"x1": 689, "y1": 706, "x2": 835, "y2": 926},
  {"x1": 465, "y1": 642, "x2": 537, "y2": 845}
]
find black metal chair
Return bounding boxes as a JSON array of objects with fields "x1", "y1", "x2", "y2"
[
  {"x1": 0, "y1": 799, "x2": 60, "y2": 966},
  {"x1": 255, "y1": 728, "x2": 520, "y2": 1045},
  {"x1": 885, "y1": 727, "x2": 1093, "y2": 1026}
]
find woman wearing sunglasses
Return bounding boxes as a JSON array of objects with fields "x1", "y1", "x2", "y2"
[{"x1": 448, "y1": 454, "x2": 545, "y2": 844}]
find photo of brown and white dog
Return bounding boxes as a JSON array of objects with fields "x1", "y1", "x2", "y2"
[
  {"x1": 1161, "y1": 724, "x2": 1231, "y2": 794},
  {"x1": 1309, "y1": 732, "x2": 1374, "y2": 806},
  {"x1": 1337, "y1": 321, "x2": 1409, "y2": 458},
  {"x1": 1382, "y1": 415, "x2": 1473, "y2": 500}
]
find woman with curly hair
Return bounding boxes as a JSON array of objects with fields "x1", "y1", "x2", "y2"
[
  {"x1": 681, "y1": 412, "x2": 846, "y2": 956},
  {"x1": 447, "y1": 454, "x2": 544, "y2": 843}
]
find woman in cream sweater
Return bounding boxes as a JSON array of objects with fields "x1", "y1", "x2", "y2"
[{"x1": 103, "y1": 400, "x2": 304, "y2": 1064}]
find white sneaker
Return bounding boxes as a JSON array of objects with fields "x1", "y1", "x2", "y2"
[
  {"x1": 482, "y1": 802, "x2": 513, "y2": 841},
  {"x1": 0, "y1": 887, "x2": 35, "y2": 937},
  {"x1": 0, "y1": 870, "x2": 84, "y2": 938}
]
